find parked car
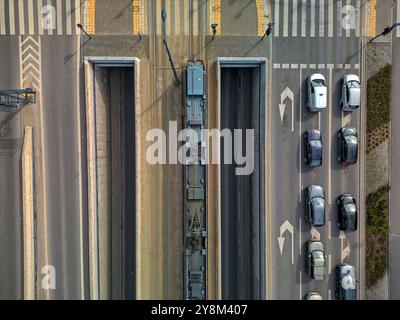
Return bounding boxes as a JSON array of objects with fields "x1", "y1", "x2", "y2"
[
  {"x1": 337, "y1": 194, "x2": 358, "y2": 231},
  {"x1": 307, "y1": 73, "x2": 327, "y2": 112},
  {"x1": 341, "y1": 74, "x2": 361, "y2": 111},
  {"x1": 304, "y1": 129, "x2": 322, "y2": 167},
  {"x1": 304, "y1": 292, "x2": 323, "y2": 300},
  {"x1": 305, "y1": 185, "x2": 326, "y2": 227},
  {"x1": 338, "y1": 127, "x2": 358, "y2": 165},
  {"x1": 336, "y1": 264, "x2": 357, "y2": 300},
  {"x1": 306, "y1": 240, "x2": 327, "y2": 280}
]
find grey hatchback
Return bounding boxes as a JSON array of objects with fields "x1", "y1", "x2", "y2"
[
  {"x1": 338, "y1": 127, "x2": 358, "y2": 166},
  {"x1": 305, "y1": 185, "x2": 326, "y2": 227},
  {"x1": 304, "y1": 129, "x2": 322, "y2": 167}
]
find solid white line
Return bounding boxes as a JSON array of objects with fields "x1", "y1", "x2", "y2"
[
  {"x1": 328, "y1": 254, "x2": 332, "y2": 274},
  {"x1": 292, "y1": 0, "x2": 297, "y2": 37},
  {"x1": 0, "y1": 0, "x2": 5, "y2": 34},
  {"x1": 174, "y1": 0, "x2": 180, "y2": 35},
  {"x1": 337, "y1": 0, "x2": 342, "y2": 37},
  {"x1": 310, "y1": 0, "x2": 316, "y2": 37},
  {"x1": 299, "y1": 219, "x2": 302, "y2": 254},
  {"x1": 301, "y1": 0, "x2": 306, "y2": 37},
  {"x1": 299, "y1": 271, "x2": 302, "y2": 300},
  {"x1": 328, "y1": 0, "x2": 333, "y2": 37},
  {"x1": 397, "y1": 0, "x2": 400, "y2": 37},
  {"x1": 28, "y1": 0, "x2": 34, "y2": 35},
  {"x1": 66, "y1": 0, "x2": 72, "y2": 35},
  {"x1": 38, "y1": 0, "x2": 44, "y2": 35},
  {"x1": 75, "y1": 0, "x2": 80, "y2": 34},
  {"x1": 346, "y1": 0, "x2": 351, "y2": 37},
  {"x1": 57, "y1": 0, "x2": 62, "y2": 35},
  {"x1": 299, "y1": 68, "x2": 303, "y2": 203},
  {"x1": 18, "y1": 0, "x2": 25, "y2": 35},
  {"x1": 318, "y1": 112, "x2": 321, "y2": 131},
  {"x1": 9, "y1": 0, "x2": 16, "y2": 35},
  {"x1": 319, "y1": 0, "x2": 324, "y2": 37},
  {"x1": 328, "y1": 221, "x2": 332, "y2": 239},
  {"x1": 283, "y1": 0, "x2": 288, "y2": 37},
  {"x1": 274, "y1": 0, "x2": 280, "y2": 36},
  {"x1": 328, "y1": 66, "x2": 333, "y2": 204}
]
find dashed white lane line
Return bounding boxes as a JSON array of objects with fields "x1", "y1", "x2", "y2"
[{"x1": 328, "y1": 221, "x2": 332, "y2": 239}]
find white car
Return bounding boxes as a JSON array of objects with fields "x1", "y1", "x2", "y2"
[
  {"x1": 307, "y1": 73, "x2": 327, "y2": 112},
  {"x1": 341, "y1": 74, "x2": 361, "y2": 111}
]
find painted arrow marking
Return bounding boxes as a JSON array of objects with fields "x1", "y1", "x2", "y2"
[
  {"x1": 311, "y1": 226, "x2": 321, "y2": 241},
  {"x1": 277, "y1": 220, "x2": 294, "y2": 264},
  {"x1": 339, "y1": 231, "x2": 351, "y2": 263},
  {"x1": 279, "y1": 87, "x2": 295, "y2": 132}
]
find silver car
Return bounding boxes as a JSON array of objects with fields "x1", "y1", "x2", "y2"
[
  {"x1": 341, "y1": 74, "x2": 361, "y2": 111},
  {"x1": 307, "y1": 73, "x2": 327, "y2": 112},
  {"x1": 306, "y1": 240, "x2": 327, "y2": 281}
]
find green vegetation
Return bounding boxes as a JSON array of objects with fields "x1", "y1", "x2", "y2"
[
  {"x1": 366, "y1": 185, "x2": 390, "y2": 288},
  {"x1": 367, "y1": 64, "x2": 392, "y2": 133}
]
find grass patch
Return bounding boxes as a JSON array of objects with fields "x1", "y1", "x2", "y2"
[
  {"x1": 366, "y1": 185, "x2": 390, "y2": 288},
  {"x1": 367, "y1": 64, "x2": 392, "y2": 134}
]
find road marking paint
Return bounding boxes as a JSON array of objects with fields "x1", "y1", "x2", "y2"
[
  {"x1": 75, "y1": 0, "x2": 80, "y2": 35},
  {"x1": 309, "y1": 63, "x2": 316, "y2": 69},
  {"x1": 174, "y1": 0, "x2": 180, "y2": 35},
  {"x1": 319, "y1": 0, "x2": 324, "y2": 37},
  {"x1": 87, "y1": 0, "x2": 95, "y2": 34},
  {"x1": 354, "y1": 64, "x2": 360, "y2": 69},
  {"x1": 210, "y1": 0, "x2": 221, "y2": 35},
  {"x1": 299, "y1": 271, "x2": 302, "y2": 300},
  {"x1": 45, "y1": 0, "x2": 54, "y2": 36},
  {"x1": 301, "y1": 0, "x2": 307, "y2": 37},
  {"x1": 328, "y1": 221, "x2": 332, "y2": 239},
  {"x1": 282, "y1": 63, "x2": 290, "y2": 69},
  {"x1": 328, "y1": 0, "x2": 333, "y2": 37},
  {"x1": 336, "y1": 63, "x2": 343, "y2": 69},
  {"x1": 28, "y1": 0, "x2": 34, "y2": 35},
  {"x1": 133, "y1": 0, "x2": 140, "y2": 34},
  {"x1": 299, "y1": 68, "x2": 302, "y2": 203},
  {"x1": 328, "y1": 254, "x2": 332, "y2": 274},
  {"x1": 300, "y1": 64, "x2": 307, "y2": 69},
  {"x1": 183, "y1": 0, "x2": 189, "y2": 36},
  {"x1": 0, "y1": 0, "x2": 5, "y2": 35},
  {"x1": 18, "y1": 0, "x2": 25, "y2": 34},
  {"x1": 397, "y1": 0, "x2": 400, "y2": 37},
  {"x1": 165, "y1": 0, "x2": 172, "y2": 35},
  {"x1": 255, "y1": 0, "x2": 264, "y2": 36},
  {"x1": 9, "y1": 0, "x2": 16, "y2": 35},
  {"x1": 318, "y1": 63, "x2": 325, "y2": 69},
  {"x1": 328, "y1": 289, "x2": 332, "y2": 300},
  {"x1": 337, "y1": 0, "x2": 342, "y2": 37},
  {"x1": 355, "y1": 0, "x2": 360, "y2": 37},
  {"x1": 192, "y1": 0, "x2": 199, "y2": 36},
  {"x1": 57, "y1": 0, "x2": 63, "y2": 35},
  {"x1": 369, "y1": 0, "x2": 376, "y2": 37},
  {"x1": 291, "y1": 63, "x2": 299, "y2": 69},
  {"x1": 345, "y1": 0, "x2": 351, "y2": 37},
  {"x1": 344, "y1": 64, "x2": 351, "y2": 69},
  {"x1": 318, "y1": 112, "x2": 321, "y2": 131},
  {"x1": 299, "y1": 219, "x2": 302, "y2": 254},
  {"x1": 37, "y1": 0, "x2": 44, "y2": 35},
  {"x1": 292, "y1": 0, "x2": 298, "y2": 37},
  {"x1": 273, "y1": 63, "x2": 281, "y2": 69},
  {"x1": 283, "y1": 0, "x2": 288, "y2": 37},
  {"x1": 66, "y1": 0, "x2": 72, "y2": 35},
  {"x1": 274, "y1": 0, "x2": 280, "y2": 36},
  {"x1": 328, "y1": 66, "x2": 333, "y2": 204},
  {"x1": 310, "y1": 0, "x2": 316, "y2": 37}
]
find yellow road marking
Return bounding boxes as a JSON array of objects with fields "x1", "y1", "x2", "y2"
[
  {"x1": 88, "y1": 0, "x2": 95, "y2": 34},
  {"x1": 210, "y1": 0, "x2": 221, "y2": 35},
  {"x1": 133, "y1": 0, "x2": 140, "y2": 34},
  {"x1": 369, "y1": 0, "x2": 376, "y2": 37},
  {"x1": 256, "y1": 0, "x2": 265, "y2": 36}
]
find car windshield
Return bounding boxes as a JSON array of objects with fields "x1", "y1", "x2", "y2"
[
  {"x1": 309, "y1": 140, "x2": 322, "y2": 148},
  {"x1": 345, "y1": 203, "x2": 357, "y2": 212},
  {"x1": 312, "y1": 79, "x2": 326, "y2": 87},
  {"x1": 312, "y1": 250, "x2": 324, "y2": 263},
  {"x1": 348, "y1": 80, "x2": 360, "y2": 88},
  {"x1": 311, "y1": 197, "x2": 324, "y2": 207},
  {"x1": 345, "y1": 135, "x2": 358, "y2": 145}
]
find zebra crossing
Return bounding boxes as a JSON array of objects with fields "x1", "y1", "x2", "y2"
[
  {"x1": 271, "y1": 0, "x2": 361, "y2": 38},
  {"x1": 0, "y1": 0, "x2": 81, "y2": 36}
]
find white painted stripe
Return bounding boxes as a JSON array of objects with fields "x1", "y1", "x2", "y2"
[
  {"x1": 75, "y1": 0, "x2": 80, "y2": 34},
  {"x1": 346, "y1": 0, "x2": 351, "y2": 37},
  {"x1": 9, "y1": 0, "x2": 16, "y2": 35},
  {"x1": 328, "y1": 254, "x2": 332, "y2": 274},
  {"x1": 301, "y1": 0, "x2": 307, "y2": 37},
  {"x1": 299, "y1": 219, "x2": 302, "y2": 254},
  {"x1": 292, "y1": 0, "x2": 297, "y2": 37},
  {"x1": 282, "y1": 63, "x2": 290, "y2": 69},
  {"x1": 156, "y1": 0, "x2": 162, "y2": 36},
  {"x1": 291, "y1": 63, "x2": 299, "y2": 69},
  {"x1": 337, "y1": 0, "x2": 342, "y2": 37},
  {"x1": 193, "y1": 0, "x2": 199, "y2": 36},
  {"x1": 327, "y1": 63, "x2": 334, "y2": 69},
  {"x1": 328, "y1": 289, "x2": 332, "y2": 300},
  {"x1": 283, "y1": 0, "x2": 288, "y2": 37},
  {"x1": 318, "y1": 112, "x2": 321, "y2": 131},
  {"x1": 165, "y1": 0, "x2": 172, "y2": 35},
  {"x1": 66, "y1": 0, "x2": 72, "y2": 35},
  {"x1": 0, "y1": 0, "x2": 5, "y2": 35},
  {"x1": 309, "y1": 63, "x2": 316, "y2": 69},
  {"x1": 310, "y1": 0, "x2": 316, "y2": 37},
  {"x1": 46, "y1": 0, "x2": 54, "y2": 35},
  {"x1": 328, "y1": 221, "x2": 332, "y2": 239},
  {"x1": 28, "y1": 0, "x2": 34, "y2": 35},
  {"x1": 337, "y1": 63, "x2": 343, "y2": 69},
  {"x1": 274, "y1": 0, "x2": 279, "y2": 36},
  {"x1": 398, "y1": 0, "x2": 400, "y2": 37},
  {"x1": 38, "y1": 0, "x2": 43, "y2": 35},
  {"x1": 299, "y1": 271, "x2": 302, "y2": 300},
  {"x1": 273, "y1": 63, "x2": 281, "y2": 69},
  {"x1": 18, "y1": 0, "x2": 24, "y2": 34},
  {"x1": 57, "y1": 0, "x2": 62, "y2": 35},
  {"x1": 174, "y1": 0, "x2": 180, "y2": 35},
  {"x1": 345, "y1": 64, "x2": 351, "y2": 69},
  {"x1": 300, "y1": 63, "x2": 307, "y2": 69},
  {"x1": 318, "y1": 63, "x2": 325, "y2": 69},
  {"x1": 354, "y1": 64, "x2": 360, "y2": 69},
  {"x1": 355, "y1": 0, "x2": 360, "y2": 37},
  {"x1": 319, "y1": 0, "x2": 324, "y2": 37},
  {"x1": 183, "y1": 0, "x2": 189, "y2": 36},
  {"x1": 328, "y1": 0, "x2": 333, "y2": 36}
]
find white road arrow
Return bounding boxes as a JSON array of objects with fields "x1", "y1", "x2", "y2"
[
  {"x1": 339, "y1": 231, "x2": 351, "y2": 263},
  {"x1": 279, "y1": 87, "x2": 295, "y2": 132},
  {"x1": 277, "y1": 220, "x2": 294, "y2": 264},
  {"x1": 311, "y1": 226, "x2": 321, "y2": 241}
]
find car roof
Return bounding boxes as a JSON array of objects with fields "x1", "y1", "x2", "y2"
[
  {"x1": 345, "y1": 74, "x2": 360, "y2": 82},
  {"x1": 311, "y1": 73, "x2": 326, "y2": 81}
]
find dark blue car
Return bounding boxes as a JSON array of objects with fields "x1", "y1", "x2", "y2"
[{"x1": 304, "y1": 129, "x2": 322, "y2": 167}]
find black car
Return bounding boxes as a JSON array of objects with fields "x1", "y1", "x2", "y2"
[
  {"x1": 305, "y1": 185, "x2": 325, "y2": 227},
  {"x1": 338, "y1": 127, "x2": 358, "y2": 165},
  {"x1": 304, "y1": 129, "x2": 322, "y2": 167},
  {"x1": 337, "y1": 194, "x2": 358, "y2": 231},
  {"x1": 336, "y1": 264, "x2": 357, "y2": 300}
]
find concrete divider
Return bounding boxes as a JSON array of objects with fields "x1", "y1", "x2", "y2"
[{"x1": 22, "y1": 126, "x2": 35, "y2": 300}]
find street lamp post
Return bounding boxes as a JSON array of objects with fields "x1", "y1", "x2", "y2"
[
  {"x1": 76, "y1": 24, "x2": 92, "y2": 40},
  {"x1": 261, "y1": 22, "x2": 275, "y2": 41},
  {"x1": 211, "y1": 23, "x2": 218, "y2": 40},
  {"x1": 369, "y1": 22, "x2": 400, "y2": 43}
]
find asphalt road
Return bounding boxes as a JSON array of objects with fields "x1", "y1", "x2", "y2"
[
  {"x1": 0, "y1": 36, "x2": 23, "y2": 300},
  {"x1": 269, "y1": 0, "x2": 363, "y2": 300}
]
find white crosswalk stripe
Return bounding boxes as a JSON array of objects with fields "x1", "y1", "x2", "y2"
[
  {"x1": 0, "y1": 0, "x2": 81, "y2": 36},
  {"x1": 397, "y1": 0, "x2": 400, "y2": 37},
  {"x1": 272, "y1": 0, "x2": 361, "y2": 38}
]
